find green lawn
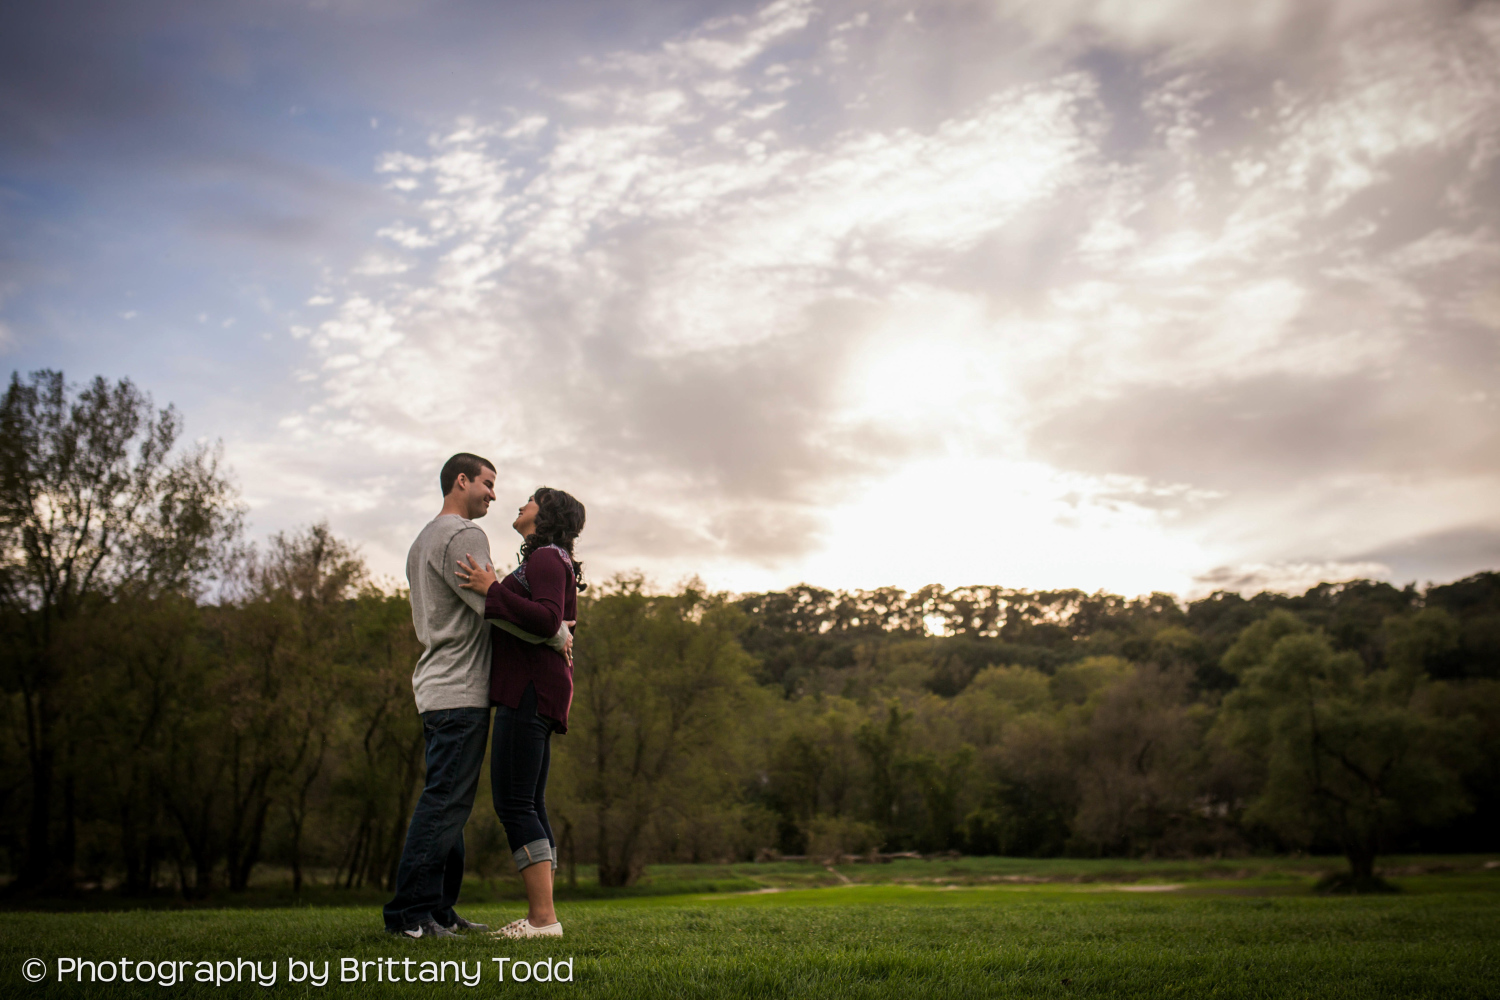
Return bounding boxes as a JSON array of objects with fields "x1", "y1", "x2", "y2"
[{"x1": 3, "y1": 862, "x2": 1498, "y2": 998}]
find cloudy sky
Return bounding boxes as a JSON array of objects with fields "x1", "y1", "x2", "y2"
[{"x1": 3, "y1": 0, "x2": 1498, "y2": 597}]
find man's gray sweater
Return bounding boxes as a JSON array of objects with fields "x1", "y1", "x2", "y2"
[{"x1": 406, "y1": 514, "x2": 493, "y2": 713}]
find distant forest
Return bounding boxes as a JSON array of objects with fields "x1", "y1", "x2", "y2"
[{"x1": 4, "y1": 370, "x2": 1497, "y2": 897}]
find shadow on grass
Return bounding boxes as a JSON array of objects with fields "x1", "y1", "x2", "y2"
[
  {"x1": 6, "y1": 854, "x2": 1495, "y2": 911},
  {"x1": 0, "y1": 875, "x2": 765, "y2": 913},
  {"x1": 1314, "y1": 873, "x2": 1400, "y2": 895}
]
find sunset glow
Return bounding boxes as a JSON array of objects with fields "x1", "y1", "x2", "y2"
[{"x1": 3, "y1": 0, "x2": 1497, "y2": 596}]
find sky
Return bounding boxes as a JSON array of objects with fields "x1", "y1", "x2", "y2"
[{"x1": 2, "y1": 0, "x2": 1498, "y2": 599}]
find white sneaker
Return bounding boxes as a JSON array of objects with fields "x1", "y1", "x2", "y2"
[{"x1": 492, "y1": 917, "x2": 563, "y2": 939}]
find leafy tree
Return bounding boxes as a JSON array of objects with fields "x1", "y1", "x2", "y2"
[
  {"x1": 0, "y1": 370, "x2": 240, "y2": 888},
  {"x1": 1421, "y1": 679, "x2": 1500, "y2": 852},
  {"x1": 139, "y1": 525, "x2": 364, "y2": 895},
  {"x1": 230, "y1": 524, "x2": 366, "y2": 891},
  {"x1": 1424, "y1": 572, "x2": 1500, "y2": 679},
  {"x1": 855, "y1": 703, "x2": 914, "y2": 847},
  {"x1": 77, "y1": 591, "x2": 201, "y2": 894},
  {"x1": 329, "y1": 586, "x2": 425, "y2": 891},
  {"x1": 1216, "y1": 616, "x2": 1472, "y2": 889},
  {"x1": 558, "y1": 577, "x2": 756, "y2": 886},
  {"x1": 1383, "y1": 608, "x2": 1461, "y2": 679},
  {"x1": 904, "y1": 743, "x2": 974, "y2": 852},
  {"x1": 964, "y1": 712, "x2": 1073, "y2": 857},
  {"x1": 1068, "y1": 664, "x2": 1209, "y2": 856},
  {"x1": 760, "y1": 698, "x2": 864, "y2": 853}
]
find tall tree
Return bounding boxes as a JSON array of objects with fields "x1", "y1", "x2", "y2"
[
  {"x1": 1215, "y1": 613, "x2": 1472, "y2": 889},
  {"x1": 79, "y1": 591, "x2": 200, "y2": 894},
  {"x1": 559, "y1": 577, "x2": 756, "y2": 886},
  {"x1": 231, "y1": 524, "x2": 365, "y2": 892},
  {"x1": 333, "y1": 587, "x2": 425, "y2": 891},
  {"x1": 1068, "y1": 664, "x2": 1208, "y2": 856},
  {"x1": 0, "y1": 371, "x2": 241, "y2": 888}
]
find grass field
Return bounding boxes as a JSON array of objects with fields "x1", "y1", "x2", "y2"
[{"x1": 3, "y1": 858, "x2": 1498, "y2": 998}]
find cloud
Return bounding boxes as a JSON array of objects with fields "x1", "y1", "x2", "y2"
[
  {"x1": 111, "y1": 0, "x2": 1500, "y2": 595},
  {"x1": 1193, "y1": 560, "x2": 1393, "y2": 597},
  {"x1": 983, "y1": 0, "x2": 1465, "y2": 55},
  {"x1": 1030, "y1": 370, "x2": 1500, "y2": 489},
  {"x1": 662, "y1": 0, "x2": 818, "y2": 71},
  {"x1": 1354, "y1": 525, "x2": 1500, "y2": 584},
  {"x1": 251, "y1": 2, "x2": 1122, "y2": 584}
]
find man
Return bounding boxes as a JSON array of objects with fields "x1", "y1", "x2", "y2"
[{"x1": 382, "y1": 453, "x2": 502, "y2": 939}]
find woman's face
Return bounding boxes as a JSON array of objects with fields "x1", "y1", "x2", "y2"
[{"x1": 513, "y1": 496, "x2": 540, "y2": 537}]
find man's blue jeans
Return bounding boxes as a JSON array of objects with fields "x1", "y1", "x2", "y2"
[{"x1": 383, "y1": 706, "x2": 490, "y2": 931}]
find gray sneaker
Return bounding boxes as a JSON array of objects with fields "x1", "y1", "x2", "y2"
[
  {"x1": 444, "y1": 913, "x2": 489, "y2": 933},
  {"x1": 388, "y1": 918, "x2": 457, "y2": 939}
]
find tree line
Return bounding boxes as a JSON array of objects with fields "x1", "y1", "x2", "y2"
[{"x1": 2, "y1": 371, "x2": 1497, "y2": 896}]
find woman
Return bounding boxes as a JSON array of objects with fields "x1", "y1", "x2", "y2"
[{"x1": 456, "y1": 486, "x2": 585, "y2": 939}]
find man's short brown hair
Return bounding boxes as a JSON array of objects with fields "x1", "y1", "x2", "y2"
[{"x1": 440, "y1": 453, "x2": 496, "y2": 496}]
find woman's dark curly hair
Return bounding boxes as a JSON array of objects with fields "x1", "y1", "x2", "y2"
[{"x1": 518, "y1": 486, "x2": 587, "y2": 591}]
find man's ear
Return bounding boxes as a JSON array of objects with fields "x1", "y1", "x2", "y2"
[{"x1": 452, "y1": 473, "x2": 470, "y2": 493}]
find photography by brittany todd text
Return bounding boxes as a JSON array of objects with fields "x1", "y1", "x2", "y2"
[{"x1": 36, "y1": 956, "x2": 574, "y2": 986}]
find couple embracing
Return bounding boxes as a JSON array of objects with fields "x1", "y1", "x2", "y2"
[{"x1": 382, "y1": 453, "x2": 585, "y2": 940}]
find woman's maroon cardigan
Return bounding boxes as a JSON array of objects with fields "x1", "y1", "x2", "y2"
[{"x1": 484, "y1": 545, "x2": 577, "y2": 732}]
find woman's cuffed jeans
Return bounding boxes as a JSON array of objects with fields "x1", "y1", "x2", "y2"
[
  {"x1": 491, "y1": 683, "x2": 557, "y2": 872},
  {"x1": 383, "y1": 706, "x2": 490, "y2": 932}
]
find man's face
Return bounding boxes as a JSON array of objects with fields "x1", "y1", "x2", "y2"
[{"x1": 455, "y1": 467, "x2": 497, "y2": 519}]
